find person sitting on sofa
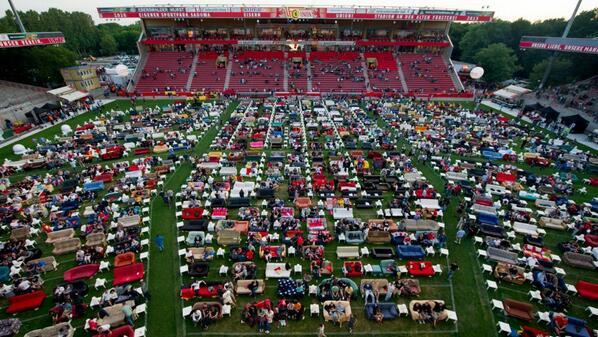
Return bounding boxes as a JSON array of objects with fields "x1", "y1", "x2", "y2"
[
  {"x1": 247, "y1": 280, "x2": 259, "y2": 297},
  {"x1": 431, "y1": 301, "x2": 445, "y2": 327},
  {"x1": 373, "y1": 305, "x2": 384, "y2": 323}
]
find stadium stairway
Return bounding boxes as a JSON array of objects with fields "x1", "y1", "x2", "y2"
[{"x1": 185, "y1": 52, "x2": 199, "y2": 91}]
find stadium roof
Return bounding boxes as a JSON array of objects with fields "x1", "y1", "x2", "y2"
[{"x1": 97, "y1": 5, "x2": 494, "y2": 22}]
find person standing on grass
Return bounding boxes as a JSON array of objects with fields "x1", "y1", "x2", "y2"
[
  {"x1": 155, "y1": 234, "x2": 164, "y2": 252},
  {"x1": 347, "y1": 314, "x2": 356, "y2": 334},
  {"x1": 318, "y1": 323, "x2": 326, "y2": 337},
  {"x1": 447, "y1": 263, "x2": 459, "y2": 281},
  {"x1": 139, "y1": 280, "x2": 150, "y2": 301},
  {"x1": 454, "y1": 228, "x2": 466, "y2": 244}
]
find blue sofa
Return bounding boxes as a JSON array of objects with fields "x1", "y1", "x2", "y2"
[
  {"x1": 345, "y1": 231, "x2": 365, "y2": 245},
  {"x1": 477, "y1": 213, "x2": 499, "y2": 226},
  {"x1": 396, "y1": 245, "x2": 425, "y2": 259},
  {"x1": 83, "y1": 181, "x2": 104, "y2": 192},
  {"x1": 365, "y1": 303, "x2": 398, "y2": 320}
]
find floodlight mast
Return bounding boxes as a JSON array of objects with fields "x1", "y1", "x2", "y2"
[
  {"x1": 7, "y1": 0, "x2": 26, "y2": 33},
  {"x1": 538, "y1": 0, "x2": 582, "y2": 89}
]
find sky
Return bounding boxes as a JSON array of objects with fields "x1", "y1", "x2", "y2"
[{"x1": 0, "y1": 0, "x2": 597, "y2": 23}]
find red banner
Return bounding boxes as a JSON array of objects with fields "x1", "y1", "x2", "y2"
[{"x1": 0, "y1": 37, "x2": 65, "y2": 48}]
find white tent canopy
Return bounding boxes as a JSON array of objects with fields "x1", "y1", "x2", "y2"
[{"x1": 47, "y1": 85, "x2": 89, "y2": 102}]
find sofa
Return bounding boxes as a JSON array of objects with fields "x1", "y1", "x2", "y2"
[
  {"x1": 93, "y1": 325, "x2": 133, "y2": 337},
  {"x1": 399, "y1": 219, "x2": 439, "y2": 231},
  {"x1": 186, "y1": 231, "x2": 206, "y2": 246},
  {"x1": 114, "y1": 252, "x2": 136, "y2": 267},
  {"x1": 493, "y1": 263, "x2": 525, "y2": 285},
  {"x1": 345, "y1": 231, "x2": 365, "y2": 245},
  {"x1": 52, "y1": 238, "x2": 81, "y2": 255},
  {"x1": 85, "y1": 232, "x2": 106, "y2": 247},
  {"x1": 265, "y1": 263, "x2": 291, "y2": 279},
  {"x1": 236, "y1": 279, "x2": 265, "y2": 295},
  {"x1": 10, "y1": 226, "x2": 30, "y2": 241},
  {"x1": 367, "y1": 231, "x2": 391, "y2": 244},
  {"x1": 336, "y1": 246, "x2": 360, "y2": 259},
  {"x1": 563, "y1": 252, "x2": 596, "y2": 269},
  {"x1": 550, "y1": 314, "x2": 592, "y2": 337},
  {"x1": 99, "y1": 301, "x2": 136, "y2": 327},
  {"x1": 372, "y1": 247, "x2": 394, "y2": 259},
  {"x1": 487, "y1": 247, "x2": 519, "y2": 265},
  {"x1": 478, "y1": 224, "x2": 506, "y2": 238},
  {"x1": 322, "y1": 300, "x2": 352, "y2": 323},
  {"x1": 408, "y1": 300, "x2": 448, "y2": 321},
  {"x1": 45, "y1": 228, "x2": 75, "y2": 244},
  {"x1": 63, "y1": 264, "x2": 100, "y2": 282},
  {"x1": 360, "y1": 279, "x2": 389, "y2": 296},
  {"x1": 190, "y1": 302, "x2": 222, "y2": 319},
  {"x1": 343, "y1": 261, "x2": 364, "y2": 278},
  {"x1": 228, "y1": 197, "x2": 250, "y2": 208},
  {"x1": 575, "y1": 280, "x2": 598, "y2": 301},
  {"x1": 503, "y1": 299, "x2": 534, "y2": 321},
  {"x1": 113, "y1": 263, "x2": 145, "y2": 286},
  {"x1": 0, "y1": 318, "x2": 21, "y2": 337},
  {"x1": 117, "y1": 215, "x2": 141, "y2": 228},
  {"x1": 188, "y1": 247, "x2": 215, "y2": 261},
  {"x1": 217, "y1": 229, "x2": 241, "y2": 246},
  {"x1": 397, "y1": 245, "x2": 425, "y2": 260},
  {"x1": 6, "y1": 290, "x2": 46, "y2": 314},
  {"x1": 27, "y1": 256, "x2": 58, "y2": 273},
  {"x1": 24, "y1": 322, "x2": 73, "y2": 337},
  {"x1": 538, "y1": 217, "x2": 567, "y2": 230},
  {"x1": 365, "y1": 302, "x2": 398, "y2": 320}
]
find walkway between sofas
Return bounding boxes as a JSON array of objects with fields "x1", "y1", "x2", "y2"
[{"x1": 146, "y1": 101, "x2": 238, "y2": 337}]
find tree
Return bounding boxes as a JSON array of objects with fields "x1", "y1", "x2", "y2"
[
  {"x1": 473, "y1": 43, "x2": 521, "y2": 83},
  {"x1": 99, "y1": 34, "x2": 118, "y2": 56},
  {"x1": 529, "y1": 58, "x2": 574, "y2": 88},
  {"x1": 0, "y1": 46, "x2": 76, "y2": 87},
  {"x1": 458, "y1": 20, "x2": 513, "y2": 62}
]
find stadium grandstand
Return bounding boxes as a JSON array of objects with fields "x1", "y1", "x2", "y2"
[
  {"x1": 0, "y1": 80, "x2": 58, "y2": 132},
  {"x1": 98, "y1": 5, "x2": 494, "y2": 98}
]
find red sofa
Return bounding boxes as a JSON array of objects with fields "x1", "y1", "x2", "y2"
[
  {"x1": 94, "y1": 325, "x2": 134, "y2": 337},
  {"x1": 343, "y1": 261, "x2": 364, "y2": 278},
  {"x1": 114, "y1": 252, "x2": 136, "y2": 267},
  {"x1": 406, "y1": 261, "x2": 435, "y2": 277},
  {"x1": 94, "y1": 173, "x2": 113, "y2": 183},
  {"x1": 113, "y1": 263, "x2": 145, "y2": 286},
  {"x1": 6, "y1": 290, "x2": 46, "y2": 313},
  {"x1": 576, "y1": 280, "x2": 598, "y2": 301},
  {"x1": 584, "y1": 234, "x2": 598, "y2": 247},
  {"x1": 64, "y1": 264, "x2": 100, "y2": 282},
  {"x1": 134, "y1": 148, "x2": 151, "y2": 155},
  {"x1": 182, "y1": 208, "x2": 204, "y2": 220},
  {"x1": 180, "y1": 283, "x2": 224, "y2": 300}
]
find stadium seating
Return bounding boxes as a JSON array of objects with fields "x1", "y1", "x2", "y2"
[
  {"x1": 135, "y1": 51, "x2": 194, "y2": 93},
  {"x1": 364, "y1": 52, "x2": 403, "y2": 93},
  {"x1": 309, "y1": 52, "x2": 366, "y2": 93},
  {"x1": 399, "y1": 53, "x2": 457, "y2": 95},
  {"x1": 228, "y1": 51, "x2": 285, "y2": 93},
  {"x1": 189, "y1": 51, "x2": 228, "y2": 92}
]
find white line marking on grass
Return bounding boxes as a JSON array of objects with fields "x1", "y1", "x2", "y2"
[{"x1": 187, "y1": 330, "x2": 459, "y2": 336}]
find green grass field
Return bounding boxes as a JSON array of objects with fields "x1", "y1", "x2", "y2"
[{"x1": 1, "y1": 98, "x2": 596, "y2": 337}]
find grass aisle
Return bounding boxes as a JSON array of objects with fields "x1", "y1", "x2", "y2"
[{"x1": 146, "y1": 101, "x2": 238, "y2": 337}]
